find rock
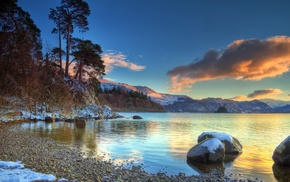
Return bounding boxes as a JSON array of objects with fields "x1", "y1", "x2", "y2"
[
  {"x1": 44, "y1": 117, "x2": 53, "y2": 123},
  {"x1": 187, "y1": 138, "x2": 225, "y2": 163},
  {"x1": 75, "y1": 117, "x2": 86, "y2": 128},
  {"x1": 132, "y1": 115, "x2": 142, "y2": 119},
  {"x1": 272, "y1": 136, "x2": 290, "y2": 166},
  {"x1": 198, "y1": 132, "x2": 242, "y2": 154},
  {"x1": 214, "y1": 106, "x2": 229, "y2": 113},
  {"x1": 65, "y1": 119, "x2": 74, "y2": 123},
  {"x1": 30, "y1": 118, "x2": 38, "y2": 122}
]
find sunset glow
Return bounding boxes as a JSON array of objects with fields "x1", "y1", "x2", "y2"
[{"x1": 18, "y1": 0, "x2": 290, "y2": 101}]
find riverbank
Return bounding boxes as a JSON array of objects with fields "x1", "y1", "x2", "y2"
[{"x1": 0, "y1": 122, "x2": 264, "y2": 182}]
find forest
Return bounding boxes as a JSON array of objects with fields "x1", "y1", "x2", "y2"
[{"x1": 0, "y1": 0, "x2": 106, "y2": 114}]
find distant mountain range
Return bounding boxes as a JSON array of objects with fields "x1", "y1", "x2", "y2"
[{"x1": 100, "y1": 79, "x2": 290, "y2": 113}]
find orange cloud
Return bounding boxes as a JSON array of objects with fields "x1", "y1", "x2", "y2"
[
  {"x1": 169, "y1": 75, "x2": 196, "y2": 92},
  {"x1": 167, "y1": 36, "x2": 290, "y2": 92},
  {"x1": 231, "y1": 88, "x2": 283, "y2": 101},
  {"x1": 102, "y1": 52, "x2": 145, "y2": 73}
]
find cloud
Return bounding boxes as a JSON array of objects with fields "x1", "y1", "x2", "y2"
[
  {"x1": 102, "y1": 52, "x2": 145, "y2": 73},
  {"x1": 247, "y1": 89, "x2": 283, "y2": 98},
  {"x1": 168, "y1": 75, "x2": 196, "y2": 92},
  {"x1": 167, "y1": 36, "x2": 290, "y2": 92},
  {"x1": 231, "y1": 88, "x2": 283, "y2": 101}
]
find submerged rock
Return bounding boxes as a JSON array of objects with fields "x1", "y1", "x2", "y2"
[
  {"x1": 272, "y1": 136, "x2": 290, "y2": 166},
  {"x1": 198, "y1": 132, "x2": 242, "y2": 154},
  {"x1": 187, "y1": 138, "x2": 225, "y2": 163},
  {"x1": 133, "y1": 115, "x2": 143, "y2": 119}
]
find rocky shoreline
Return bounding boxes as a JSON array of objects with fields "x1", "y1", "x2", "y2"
[{"x1": 0, "y1": 122, "x2": 263, "y2": 182}]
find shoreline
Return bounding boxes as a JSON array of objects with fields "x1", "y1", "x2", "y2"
[{"x1": 0, "y1": 121, "x2": 264, "y2": 182}]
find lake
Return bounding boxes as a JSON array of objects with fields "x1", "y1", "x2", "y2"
[{"x1": 11, "y1": 113, "x2": 290, "y2": 181}]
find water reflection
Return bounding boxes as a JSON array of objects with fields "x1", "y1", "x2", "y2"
[
  {"x1": 187, "y1": 160, "x2": 225, "y2": 174},
  {"x1": 187, "y1": 154, "x2": 239, "y2": 175},
  {"x1": 272, "y1": 164, "x2": 290, "y2": 182},
  {"x1": 10, "y1": 113, "x2": 290, "y2": 181}
]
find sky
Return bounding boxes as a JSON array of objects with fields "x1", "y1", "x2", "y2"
[{"x1": 18, "y1": 0, "x2": 290, "y2": 101}]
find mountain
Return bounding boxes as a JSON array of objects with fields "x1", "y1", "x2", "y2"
[
  {"x1": 274, "y1": 104, "x2": 290, "y2": 113},
  {"x1": 98, "y1": 79, "x2": 165, "y2": 112},
  {"x1": 163, "y1": 97, "x2": 274, "y2": 113},
  {"x1": 259, "y1": 99, "x2": 290, "y2": 108},
  {"x1": 99, "y1": 79, "x2": 276, "y2": 113}
]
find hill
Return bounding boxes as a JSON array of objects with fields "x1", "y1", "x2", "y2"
[
  {"x1": 99, "y1": 79, "x2": 282, "y2": 113},
  {"x1": 98, "y1": 80, "x2": 164, "y2": 112}
]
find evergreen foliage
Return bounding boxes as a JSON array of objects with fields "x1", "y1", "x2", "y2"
[
  {"x1": 0, "y1": 0, "x2": 105, "y2": 113},
  {"x1": 49, "y1": 0, "x2": 90, "y2": 77}
]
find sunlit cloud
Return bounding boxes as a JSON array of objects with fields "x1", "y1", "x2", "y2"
[
  {"x1": 102, "y1": 51, "x2": 145, "y2": 73},
  {"x1": 169, "y1": 75, "x2": 196, "y2": 92},
  {"x1": 167, "y1": 36, "x2": 290, "y2": 92},
  {"x1": 231, "y1": 88, "x2": 283, "y2": 101}
]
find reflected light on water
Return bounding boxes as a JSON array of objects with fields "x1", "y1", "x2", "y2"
[{"x1": 11, "y1": 113, "x2": 290, "y2": 181}]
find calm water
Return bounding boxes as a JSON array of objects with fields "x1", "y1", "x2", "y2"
[{"x1": 11, "y1": 113, "x2": 290, "y2": 181}]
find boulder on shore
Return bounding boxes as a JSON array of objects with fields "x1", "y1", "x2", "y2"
[
  {"x1": 198, "y1": 132, "x2": 242, "y2": 154},
  {"x1": 75, "y1": 117, "x2": 86, "y2": 128},
  {"x1": 272, "y1": 136, "x2": 290, "y2": 166},
  {"x1": 132, "y1": 115, "x2": 143, "y2": 119},
  {"x1": 187, "y1": 138, "x2": 225, "y2": 163},
  {"x1": 44, "y1": 117, "x2": 53, "y2": 123}
]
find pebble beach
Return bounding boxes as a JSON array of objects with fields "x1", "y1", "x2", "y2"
[{"x1": 0, "y1": 121, "x2": 264, "y2": 182}]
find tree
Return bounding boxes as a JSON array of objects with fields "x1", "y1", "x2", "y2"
[
  {"x1": 71, "y1": 38, "x2": 105, "y2": 82},
  {"x1": 49, "y1": 0, "x2": 90, "y2": 77},
  {"x1": 0, "y1": 0, "x2": 42, "y2": 60},
  {"x1": 0, "y1": 0, "x2": 44, "y2": 111}
]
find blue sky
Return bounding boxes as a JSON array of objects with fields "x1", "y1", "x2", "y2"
[{"x1": 18, "y1": 0, "x2": 290, "y2": 101}]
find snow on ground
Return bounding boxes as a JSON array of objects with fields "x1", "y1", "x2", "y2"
[
  {"x1": 0, "y1": 161, "x2": 56, "y2": 182},
  {"x1": 201, "y1": 138, "x2": 224, "y2": 153},
  {"x1": 1, "y1": 104, "x2": 113, "y2": 123}
]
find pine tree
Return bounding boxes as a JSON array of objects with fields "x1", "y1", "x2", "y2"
[{"x1": 49, "y1": 0, "x2": 90, "y2": 77}]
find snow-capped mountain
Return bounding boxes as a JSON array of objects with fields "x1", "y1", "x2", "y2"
[
  {"x1": 100, "y1": 79, "x2": 188, "y2": 106},
  {"x1": 99, "y1": 79, "x2": 285, "y2": 113},
  {"x1": 100, "y1": 79, "x2": 139, "y2": 92},
  {"x1": 259, "y1": 99, "x2": 290, "y2": 108},
  {"x1": 134, "y1": 86, "x2": 190, "y2": 106}
]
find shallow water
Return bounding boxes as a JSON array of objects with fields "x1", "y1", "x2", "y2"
[{"x1": 11, "y1": 113, "x2": 290, "y2": 181}]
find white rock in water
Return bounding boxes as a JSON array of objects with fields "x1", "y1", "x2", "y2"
[
  {"x1": 198, "y1": 132, "x2": 242, "y2": 154},
  {"x1": 187, "y1": 138, "x2": 225, "y2": 163}
]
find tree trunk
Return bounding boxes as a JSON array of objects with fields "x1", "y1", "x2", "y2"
[
  {"x1": 65, "y1": 23, "x2": 71, "y2": 77},
  {"x1": 58, "y1": 19, "x2": 62, "y2": 72},
  {"x1": 78, "y1": 61, "x2": 83, "y2": 82}
]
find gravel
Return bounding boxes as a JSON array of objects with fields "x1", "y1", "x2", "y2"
[{"x1": 0, "y1": 121, "x2": 264, "y2": 182}]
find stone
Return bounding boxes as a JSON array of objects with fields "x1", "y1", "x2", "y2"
[
  {"x1": 44, "y1": 117, "x2": 53, "y2": 123},
  {"x1": 198, "y1": 132, "x2": 242, "y2": 154},
  {"x1": 272, "y1": 136, "x2": 290, "y2": 166},
  {"x1": 187, "y1": 138, "x2": 225, "y2": 163},
  {"x1": 65, "y1": 119, "x2": 74, "y2": 123},
  {"x1": 75, "y1": 117, "x2": 86, "y2": 128},
  {"x1": 132, "y1": 115, "x2": 142, "y2": 119}
]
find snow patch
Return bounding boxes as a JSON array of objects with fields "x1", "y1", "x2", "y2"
[
  {"x1": 0, "y1": 161, "x2": 56, "y2": 182},
  {"x1": 201, "y1": 138, "x2": 224, "y2": 153},
  {"x1": 200, "y1": 132, "x2": 233, "y2": 143}
]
